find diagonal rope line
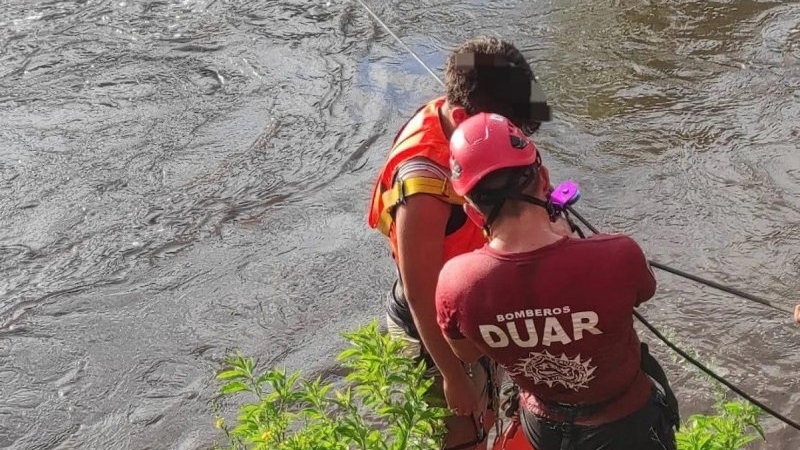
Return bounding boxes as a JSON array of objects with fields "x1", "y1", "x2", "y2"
[
  {"x1": 352, "y1": 0, "x2": 799, "y2": 432},
  {"x1": 353, "y1": 0, "x2": 445, "y2": 87},
  {"x1": 566, "y1": 206, "x2": 792, "y2": 315}
]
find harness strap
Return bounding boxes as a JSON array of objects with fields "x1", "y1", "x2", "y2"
[
  {"x1": 640, "y1": 343, "x2": 681, "y2": 429},
  {"x1": 559, "y1": 417, "x2": 576, "y2": 450},
  {"x1": 375, "y1": 176, "x2": 464, "y2": 236}
]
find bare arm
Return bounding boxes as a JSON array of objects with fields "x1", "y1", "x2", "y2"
[
  {"x1": 444, "y1": 335, "x2": 484, "y2": 364},
  {"x1": 395, "y1": 192, "x2": 468, "y2": 383},
  {"x1": 435, "y1": 262, "x2": 487, "y2": 365}
]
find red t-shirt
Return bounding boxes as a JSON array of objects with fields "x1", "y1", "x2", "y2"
[{"x1": 436, "y1": 234, "x2": 657, "y2": 426}]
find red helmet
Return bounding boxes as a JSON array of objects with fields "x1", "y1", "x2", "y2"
[{"x1": 449, "y1": 112, "x2": 540, "y2": 197}]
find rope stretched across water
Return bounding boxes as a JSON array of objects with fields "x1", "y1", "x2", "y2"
[
  {"x1": 632, "y1": 309, "x2": 800, "y2": 431},
  {"x1": 565, "y1": 207, "x2": 800, "y2": 431},
  {"x1": 356, "y1": 0, "x2": 800, "y2": 431},
  {"x1": 352, "y1": 0, "x2": 799, "y2": 432},
  {"x1": 356, "y1": 0, "x2": 792, "y2": 316},
  {"x1": 565, "y1": 206, "x2": 793, "y2": 315},
  {"x1": 560, "y1": 208, "x2": 800, "y2": 430},
  {"x1": 356, "y1": 0, "x2": 793, "y2": 315}
]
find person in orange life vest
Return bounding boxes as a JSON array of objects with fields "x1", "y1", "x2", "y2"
[
  {"x1": 367, "y1": 36, "x2": 571, "y2": 450},
  {"x1": 435, "y1": 113, "x2": 678, "y2": 450}
]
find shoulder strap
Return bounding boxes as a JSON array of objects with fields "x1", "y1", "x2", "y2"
[{"x1": 375, "y1": 176, "x2": 464, "y2": 236}]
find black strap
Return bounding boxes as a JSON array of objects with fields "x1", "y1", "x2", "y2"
[
  {"x1": 482, "y1": 198, "x2": 506, "y2": 235},
  {"x1": 559, "y1": 421, "x2": 575, "y2": 450},
  {"x1": 470, "y1": 165, "x2": 540, "y2": 233},
  {"x1": 641, "y1": 344, "x2": 681, "y2": 429},
  {"x1": 562, "y1": 210, "x2": 586, "y2": 238},
  {"x1": 513, "y1": 193, "x2": 563, "y2": 222}
]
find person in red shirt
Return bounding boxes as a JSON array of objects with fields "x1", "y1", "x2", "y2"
[{"x1": 435, "y1": 112, "x2": 677, "y2": 450}]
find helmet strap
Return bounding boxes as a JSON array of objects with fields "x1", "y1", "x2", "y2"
[
  {"x1": 483, "y1": 198, "x2": 506, "y2": 236},
  {"x1": 471, "y1": 165, "x2": 539, "y2": 235},
  {"x1": 511, "y1": 193, "x2": 561, "y2": 221}
]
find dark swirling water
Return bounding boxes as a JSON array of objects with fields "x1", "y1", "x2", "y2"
[{"x1": 1, "y1": 0, "x2": 798, "y2": 448}]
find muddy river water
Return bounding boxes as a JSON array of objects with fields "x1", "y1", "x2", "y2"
[{"x1": 1, "y1": 0, "x2": 799, "y2": 448}]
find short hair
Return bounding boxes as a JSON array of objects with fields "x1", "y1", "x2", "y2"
[{"x1": 444, "y1": 36, "x2": 550, "y2": 135}]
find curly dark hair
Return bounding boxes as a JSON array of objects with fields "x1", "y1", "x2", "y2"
[{"x1": 444, "y1": 36, "x2": 549, "y2": 135}]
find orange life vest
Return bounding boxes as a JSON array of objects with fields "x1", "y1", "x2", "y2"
[{"x1": 367, "y1": 97, "x2": 487, "y2": 263}]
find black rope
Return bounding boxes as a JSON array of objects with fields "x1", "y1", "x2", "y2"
[
  {"x1": 360, "y1": 0, "x2": 791, "y2": 316},
  {"x1": 632, "y1": 309, "x2": 800, "y2": 432},
  {"x1": 351, "y1": 0, "x2": 799, "y2": 433},
  {"x1": 565, "y1": 206, "x2": 793, "y2": 315},
  {"x1": 566, "y1": 209, "x2": 800, "y2": 432}
]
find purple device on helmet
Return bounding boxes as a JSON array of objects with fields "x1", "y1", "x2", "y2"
[{"x1": 550, "y1": 180, "x2": 581, "y2": 208}]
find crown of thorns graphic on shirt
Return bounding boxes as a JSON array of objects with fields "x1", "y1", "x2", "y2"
[{"x1": 509, "y1": 350, "x2": 597, "y2": 392}]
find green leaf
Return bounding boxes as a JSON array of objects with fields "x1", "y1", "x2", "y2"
[
  {"x1": 337, "y1": 348, "x2": 360, "y2": 361},
  {"x1": 255, "y1": 371, "x2": 277, "y2": 388},
  {"x1": 217, "y1": 369, "x2": 247, "y2": 380},
  {"x1": 221, "y1": 381, "x2": 251, "y2": 395},
  {"x1": 211, "y1": 323, "x2": 452, "y2": 450}
]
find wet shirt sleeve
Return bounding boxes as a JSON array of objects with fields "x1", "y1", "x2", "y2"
[{"x1": 435, "y1": 261, "x2": 466, "y2": 340}]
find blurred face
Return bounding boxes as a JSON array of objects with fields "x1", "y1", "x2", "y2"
[
  {"x1": 447, "y1": 104, "x2": 539, "y2": 137},
  {"x1": 516, "y1": 120, "x2": 541, "y2": 137}
]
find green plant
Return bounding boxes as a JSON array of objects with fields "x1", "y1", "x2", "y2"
[
  {"x1": 675, "y1": 398, "x2": 766, "y2": 450},
  {"x1": 211, "y1": 320, "x2": 448, "y2": 450},
  {"x1": 211, "y1": 321, "x2": 769, "y2": 450}
]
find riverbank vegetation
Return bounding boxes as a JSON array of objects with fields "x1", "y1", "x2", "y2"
[{"x1": 210, "y1": 321, "x2": 765, "y2": 450}]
